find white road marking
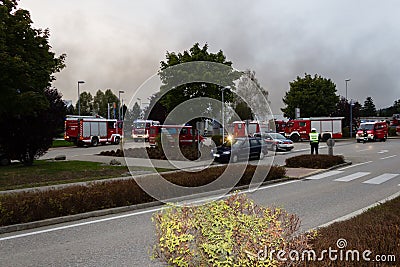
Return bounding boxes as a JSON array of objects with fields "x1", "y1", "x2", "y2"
[
  {"x1": 380, "y1": 155, "x2": 397, "y2": 160},
  {"x1": 357, "y1": 148, "x2": 370, "y2": 152},
  {"x1": 363, "y1": 173, "x2": 399, "y2": 185},
  {"x1": 377, "y1": 150, "x2": 389, "y2": 154},
  {"x1": 338, "y1": 161, "x2": 373, "y2": 170},
  {"x1": 334, "y1": 172, "x2": 370, "y2": 182},
  {"x1": 0, "y1": 207, "x2": 165, "y2": 241},
  {"x1": 306, "y1": 170, "x2": 343, "y2": 180}
]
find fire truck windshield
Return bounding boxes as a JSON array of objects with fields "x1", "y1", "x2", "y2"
[{"x1": 133, "y1": 122, "x2": 146, "y2": 129}]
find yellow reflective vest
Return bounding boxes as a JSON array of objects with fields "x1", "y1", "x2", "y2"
[{"x1": 309, "y1": 132, "x2": 319, "y2": 143}]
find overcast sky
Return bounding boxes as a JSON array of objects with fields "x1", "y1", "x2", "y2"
[{"x1": 18, "y1": 0, "x2": 400, "y2": 114}]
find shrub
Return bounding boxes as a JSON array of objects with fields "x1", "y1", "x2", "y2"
[
  {"x1": 388, "y1": 127, "x2": 397, "y2": 137},
  {"x1": 0, "y1": 165, "x2": 286, "y2": 226},
  {"x1": 152, "y1": 193, "x2": 314, "y2": 266},
  {"x1": 285, "y1": 154, "x2": 345, "y2": 169}
]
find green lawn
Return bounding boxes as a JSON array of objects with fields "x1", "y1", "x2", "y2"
[
  {"x1": 0, "y1": 160, "x2": 170, "y2": 191},
  {"x1": 51, "y1": 139, "x2": 75, "y2": 148}
]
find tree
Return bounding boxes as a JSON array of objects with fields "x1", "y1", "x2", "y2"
[
  {"x1": 0, "y1": 0, "x2": 66, "y2": 165},
  {"x1": 332, "y1": 96, "x2": 362, "y2": 127},
  {"x1": 360, "y1": 96, "x2": 377, "y2": 117},
  {"x1": 125, "y1": 102, "x2": 141, "y2": 122},
  {"x1": 158, "y1": 43, "x2": 241, "y2": 121},
  {"x1": 234, "y1": 69, "x2": 270, "y2": 120},
  {"x1": 281, "y1": 74, "x2": 339, "y2": 119},
  {"x1": 76, "y1": 92, "x2": 93, "y2": 116}
]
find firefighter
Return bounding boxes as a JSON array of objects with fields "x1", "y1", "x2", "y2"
[{"x1": 309, "y1": 128, "x2": 320, "y2": 155}]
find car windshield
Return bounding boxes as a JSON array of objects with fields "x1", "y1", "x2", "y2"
[
  {"x1": 223, "y1": 139, "x2": 245, "y2": 148},
  {"x1": 267, "y1": 133, "x2": 286, "y2": 140},
  {"x1": 358, "y1": 124, "x2": 374, "y2": 130}
]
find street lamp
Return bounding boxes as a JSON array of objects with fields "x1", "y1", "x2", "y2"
[
  {"x1": 118, "y1": 90, "x2": 124, "y2": 120},
  {"x1": 350, "y1": 99, "x2": 354, "y2": 139},
  {"x1": 345, "y1": 79, "x2": 351, "y2": 100},
  {"x1": 77, "y1": 81, "x2": 85, "y2": 116},
  {"x1": 221, "y1": 86, "x2": 230, "y2": 142}
]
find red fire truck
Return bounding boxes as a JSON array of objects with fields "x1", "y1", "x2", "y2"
[
  {"x1": 64, "y1": 116, "x2": 123, "y2": 147},
  {"x1": 148, "y1": 125, "x2": 205, "y2": 147},
  {"x1": 131, "y1": 119, "x2": 160, "y2": 142},
  {"x1": 232, "y1": 121, "x2": 271, "y2": 137},
  {"x1": 390, "y1": 114, "x2": 400, "y2": 136},
  {"x1": 284, "y1": 117, "x2": 344, "y2": 142}
]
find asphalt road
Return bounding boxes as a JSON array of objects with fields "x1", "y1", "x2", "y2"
[{"x1": 1, "y1": 138, "x2": 399, "y2": 266}]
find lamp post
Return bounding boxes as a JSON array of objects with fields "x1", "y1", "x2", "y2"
[
  {"x1": 118, "y1": 90, "x2": 124, "y2": 120},
  {"x1": 77, "y1": 81, "x2": 85, "y2": 116},
  {"x1": 221, "y1": 86, "x2": 230, "y2": 142},
  {"x1": 345, "y1": 79, "x2": 351, "y2": 100},
  {"x1": 350, "y1": 99, "x2": 354, "y2": 139}
]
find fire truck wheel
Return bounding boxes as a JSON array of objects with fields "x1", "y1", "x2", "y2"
[
  {"x1": 113, "y1": 137, "x2": 120, "y2": 145},
  {"x1": 0, "y1": 156, "x2": 10, "y2": 166},
  {"x1": 290, "y1": 134, "x2": 300, "y2": 142},
  {"x1": 232, "y1": 154, "x2": 238, "y2": 163},
  {"x1": 91, "y1": 137, "x2": 99, "y2": 147},
  {"x1": 259, "y1": 151, "x2": 265, "y2": 160}
]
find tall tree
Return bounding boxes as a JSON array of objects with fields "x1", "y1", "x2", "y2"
[
  {"x1": 234, "y1": 69, "x2": 270, "y2": 120},
  {"x1": 76, "y1": 92, "x2": 93, "y2": 116},
  {"x1": 125, "y1": 102, "x2": 142, "y2": 122},
  {"x1": 0, "y1": 0, "x2": 66, "y2": 165},
  {"x1": 281, "y1": 74, "x2": 339, "y2": 119},
  {"x1": 360, "y1": 96, "x2": 377, "y2": 117},
  {"x1": 158, "y1": 43, "x2": 241, "y2": 121},
  {"x1": 332, "y1": 96, "x2": 362, "y2": 127}
]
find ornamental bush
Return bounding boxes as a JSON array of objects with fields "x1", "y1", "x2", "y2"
[
  {"x1": 285, "y1": 154, "x2": 345, "y2": 169},
  {"x1": 152, "y1": 193, "x2": 315, "y2": 266}
]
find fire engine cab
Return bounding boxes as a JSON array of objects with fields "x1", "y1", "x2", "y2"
[{"x1": 64, "y1": 115, "x2": 123, "y2": 147}]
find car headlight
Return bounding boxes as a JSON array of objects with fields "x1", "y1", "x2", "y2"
[{"x1": 223, "y1": 151, "x2": 231, "y2": 155}]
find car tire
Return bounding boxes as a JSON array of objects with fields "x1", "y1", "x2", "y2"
[
  {"x1": 357, "y1": 140, "x2": 361, "y2": 143},
  {"x1": 0, "y1": 156, "x2": 10, "y2": 166}
]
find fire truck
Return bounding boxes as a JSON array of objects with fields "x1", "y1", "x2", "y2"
[
  {"x1": 64, "y1": 116, "x2": 123, "y2": 147},
  {"x1": 284, "y1": 117, "x2": 344, "y2": 142},
  {"x1": 233, "y1": 120, "x2": 286, "y2": 137},
  {"x1": 148, "y1": 125, "x2": 205, "y2": 147},
  {"x1": 232, "y1": 121, "x2": 270, "y2": 137},
  {"x1": 131, "y1": 119, "x2": 160, "y2": 142},
  {"x1": 389, "y1": 114, "x2": 400, "y2": 136}
]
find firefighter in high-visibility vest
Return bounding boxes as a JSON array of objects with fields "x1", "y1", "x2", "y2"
[{"x1": 309, "y1": 128, "x2": 320, "y2": 155}]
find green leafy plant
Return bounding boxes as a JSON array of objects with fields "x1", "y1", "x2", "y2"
[{"x1": 152, "y1": 193, "x2": 314, "y2": 266}]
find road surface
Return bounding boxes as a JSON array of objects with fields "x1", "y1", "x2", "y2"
[{"x1": 1, "y1": 138, "x2": 399, "y2": 266}]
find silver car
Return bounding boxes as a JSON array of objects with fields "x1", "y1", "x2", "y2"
[{"x1": 254, "y1": 132, "x2": 294, "y2": 152}]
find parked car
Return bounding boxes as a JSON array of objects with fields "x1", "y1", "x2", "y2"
[
  {"x1": 212, "y1": 137, "x2": 267, "y2": 163},
  {"x1": 253, "y1": 132, "x2": 294, "y2": 152}
]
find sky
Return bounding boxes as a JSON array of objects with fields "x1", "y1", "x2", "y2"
[{"x1": 18, "y1": 0, "x2": 400, "y2": 114}]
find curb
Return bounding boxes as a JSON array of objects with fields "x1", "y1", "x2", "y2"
[{"x1": 0, "y1": 162, "x2": 352, "y2": 235}]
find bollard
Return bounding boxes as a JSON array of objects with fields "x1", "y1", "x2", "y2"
[{"x1": 326, "y1": 138, "x2": 335, "y2": 155}]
